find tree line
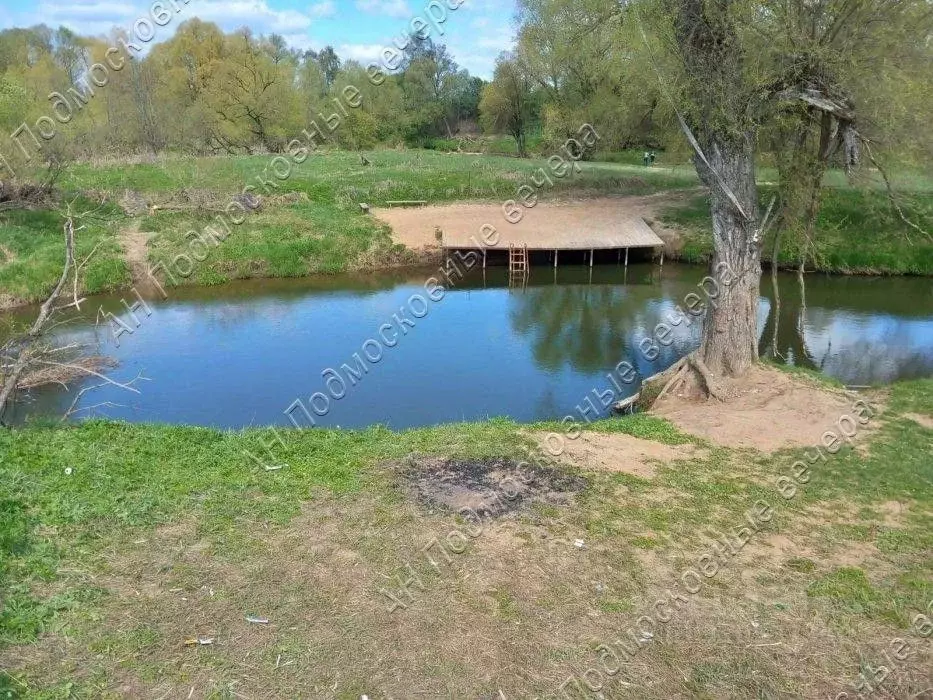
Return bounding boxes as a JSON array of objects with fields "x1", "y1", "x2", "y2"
[{"x1": 0, "y1": 21, "x2": 490, "y2": 167}]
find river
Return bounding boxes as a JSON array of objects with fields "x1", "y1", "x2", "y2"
[{"x1": 4, "y1": 263, "x2": 932, "y2": 429}]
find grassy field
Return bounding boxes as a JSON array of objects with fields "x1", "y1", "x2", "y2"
[
  {"x1": 1, "y1": 148, "x2": 932, "y2": 308},
  {"x1": 0, "y1": 377, "x2": 931, "y2": 698}
]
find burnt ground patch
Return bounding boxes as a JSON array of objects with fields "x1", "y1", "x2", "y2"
[{"x1": 400, "y1": 455, "x2": 587, "y2": 518}]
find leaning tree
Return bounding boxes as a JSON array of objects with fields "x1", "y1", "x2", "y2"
[{"x1": 632, "y1": 0, "x2": 931, "y2": 395}]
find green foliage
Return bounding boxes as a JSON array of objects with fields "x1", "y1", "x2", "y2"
[
  {"x1": 662, "y1": 185, "x2": 933, "y2": 275},
  {"x1": 0, "y1": 24, "x2": 487, "y2": 160},
  {"x1": 479, "y1": 54, "x2": 537, "y2": 156},
  {"x1": 0, "y1": 205, "x2": 129, "y2": 305}
]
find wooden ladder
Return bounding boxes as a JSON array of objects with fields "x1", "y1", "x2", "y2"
[{"x1": 508, "y1": 243, "x2": 529, "y2": 275}]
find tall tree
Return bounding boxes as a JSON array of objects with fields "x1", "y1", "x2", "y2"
[
  {"x1": 669, "y1": 0, "x2": 763, "y2": 378},
  {"x1": 480, "y1": 54, "x2": 535, "y2": 156},
  {"x1": 316, "y1": 46, "x2": 341, "y2": 89}
]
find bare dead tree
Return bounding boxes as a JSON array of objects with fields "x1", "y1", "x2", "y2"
[
  {"x1": 0, "y1": 199, "x2": 135, "y2": 425},
  {"x1": 0, "y1": 217, "x2": 76, "y2": 425}
]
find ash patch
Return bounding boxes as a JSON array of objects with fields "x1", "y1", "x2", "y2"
[{"x1": 402, "y1": 456, "x2": 586, "y2": 518}]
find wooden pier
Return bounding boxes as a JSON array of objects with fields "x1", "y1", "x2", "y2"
[
  {"x1": 439, "y1": 211, "x2": 664, "y2": 270},
  {"x1": 375, "y1": 201, "x2": 667, "y2": 270}
]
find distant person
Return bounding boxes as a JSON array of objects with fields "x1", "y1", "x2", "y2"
[
  {"x1": 643, "y1": 151, "x2": 650, "y2": 167},
  {"x1": 649, "y1": 151, "x2": 657, "y2": 165}
]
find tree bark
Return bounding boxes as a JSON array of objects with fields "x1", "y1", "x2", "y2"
[
  {"x1": 673, "y1": 0, "x2": 763, "y2": 379},
  {"x1": 0, "y1": 218, "x2": 75, "y2": 425},
  {"x1": 693, "y1": 136, "x2": 762, "y2": 376}
]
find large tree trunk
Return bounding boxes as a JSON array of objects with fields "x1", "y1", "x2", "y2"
[
  {"x1": 693, "y1": 136, "x2": 762, "y2": 376},
  {"x1": 673, "y1": 0, "x2": 763, "y2": 379}
]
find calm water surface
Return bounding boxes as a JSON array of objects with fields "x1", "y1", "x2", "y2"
[{"x1": 5, "y1": 264, "x2": 932, "y2": 429}]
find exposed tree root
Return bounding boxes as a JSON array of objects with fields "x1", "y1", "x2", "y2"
[
  {"x1": 655, "y1": 357, "x2": 690, "y2": 403},
  {"x1": 687, "y1": 353, "x2": 725, "y2": 401},
  {"x1": 643, "y1": 352, "x2": 726, "y2": 409}
]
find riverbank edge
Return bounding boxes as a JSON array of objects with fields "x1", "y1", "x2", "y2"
[{"x1": 5, "y1": 247, "x2": 933, "y2": 315}]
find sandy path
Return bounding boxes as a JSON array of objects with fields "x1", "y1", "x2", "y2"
[
  {"x1": 119, "y1": 219, "x2": 151, "y2": 283},
  {"x1": 374, "y1": 192, "x2": 698, "y2": 254}
]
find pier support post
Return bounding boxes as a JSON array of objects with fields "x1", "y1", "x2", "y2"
[
  {"x1": 483, "y1": 248, "x2": 487, "y2": 269},
  {"x1": 554, "y1": 250, "x2": 558, "y2": 268},
  {"x1": 590, "y1": 249, "x2": 594, "y2": 268},
  {"x1": 660, "y1": 250, "x2": 665, "y2": 269},
  {"x1": 625, "y1": 247, "x2": 629, "y2": 269}
]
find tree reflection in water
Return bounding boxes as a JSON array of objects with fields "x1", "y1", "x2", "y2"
[
  {"x1": 509, "y1": 266, "x2": 933, "y2": 387},
  {"x1": 760, "y1": 271, "x2": 933, "y2": 384},
  {"x1": 507, "y1": 272, "x2": 702, "y2": 379}
]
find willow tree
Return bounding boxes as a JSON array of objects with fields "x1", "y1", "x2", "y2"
[
  {"x1": 760, "y1": 0, "x2": 933, "y2": 268},
  {"x1": 663, "y1": 0, "x2": 765, "y2": 379},
  {"x1": 641, "y1": 0, "x2": 931, "y2": 386},
  {"x1": 479, "y1": 54, "x2": 536, "y2": 157}
]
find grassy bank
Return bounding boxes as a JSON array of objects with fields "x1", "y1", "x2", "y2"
[
  {"x1": 2, "y1": 149, "x2": 932, "y2": 309},
  {"x1": 1, "y1": 379, "x2": 931, "y2": 697},
  {"x1": 1, "y1": 151, "x2": 697, "y2": 306},
  {"x1": 661, "y1": 188, "x2": 933, "y2": 275},
  {"x1": 0, "y1": 205, "x2": 129, "y2": 307}
]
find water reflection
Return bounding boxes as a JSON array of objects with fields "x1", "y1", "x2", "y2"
[
  {"x1": 759, "y1": 271, "x2": 933, "y2": 383},
  {"x1": 2, "y1": 264, "x2": 931, "y2": 429}
]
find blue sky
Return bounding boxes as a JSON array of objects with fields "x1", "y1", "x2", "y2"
[{"x1": 0, "y1": 0, "x2": 518, "y2": 78}]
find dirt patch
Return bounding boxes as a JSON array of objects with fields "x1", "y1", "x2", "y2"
[
  {"x1": 374, "y1": 192, "x2": 699, "y2": 255},
  {"x1": 904, "y1": 412, "x2": 933, "y2": 430},
  {"x1": 0, "y1": 292, "x2": 23, "y2": 311},
  {"x1": 119, "y1": 219, "x2": 151, "y2": 284},
  {"x1": 119, "y1": 189, "x2": 149, "y2": 216},
  {"x1": 0, "y1": 244, "x2": 16, "y2": 265},
  {"x1": 540, "y1": 431, "x2": 705, "y2": 478},
  {"x1": 652, "y1": 365, "x2": 873, "y2": 452},
  {"x1": 876, "y1": 500, "x2": 910, "y2": 527},
  {"x1": 401, "y1": 456, "x2": 586, "y2": 517}
]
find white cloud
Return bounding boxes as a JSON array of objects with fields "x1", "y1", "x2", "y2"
[
  {"x1": 38, "y1": 1, "x2": 137, "y2": 22},
  {"x1": 8, "y1": 0, "x2": 315, "y2": 39},
  {"x1": 308, "y1": 0, "x2": 336, "y2": 19},
  {"x1": 354, "y1": 0, "x2": 411, "y2": 19},
  {"x1": 336, "y1": 42, "x2": 386, "y2": 65},
  {"x1": 193, "y1": 1, "x2": 313, "y2": 34}
]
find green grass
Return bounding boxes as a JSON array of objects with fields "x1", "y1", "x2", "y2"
[
  {"x1": 143, "y1": 201, "x2": 408, "y2": 287},
  {"x1": 0, "y1": 379, "x2": 931, "y2": 696},
  {"x1": 0, "y1": 205, "x2": 129, "y2": 306},
  {"x1": 6, "y1": 150, "x2": 929, "y2": 306},
  {"x1": 534, "y1": 413, "x2": 698, "y2": 446},
  {"x1": 662, "y1": 187, "x2": 933, "y2": 275},
  {"x1": 57, "y1": 149, "x2": 691, "y2": 205},
  {"x1": 2, "y1": 149, "x2": 701, "y2": 301}
]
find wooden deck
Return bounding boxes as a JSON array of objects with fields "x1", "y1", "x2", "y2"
[{"x1": 440, "y1": 215, "x2": 664, "y2": 252}]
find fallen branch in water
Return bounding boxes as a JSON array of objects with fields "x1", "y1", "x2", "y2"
[
  {"x1": 0, "y1": 216, "x2": 75, "y2": 425},
  {"x1": 61, "y1": 371, "x2": 149, "y2": 420},
  {"x1": 16, "y1": 356, "x2": 117, "y2": 389}
]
